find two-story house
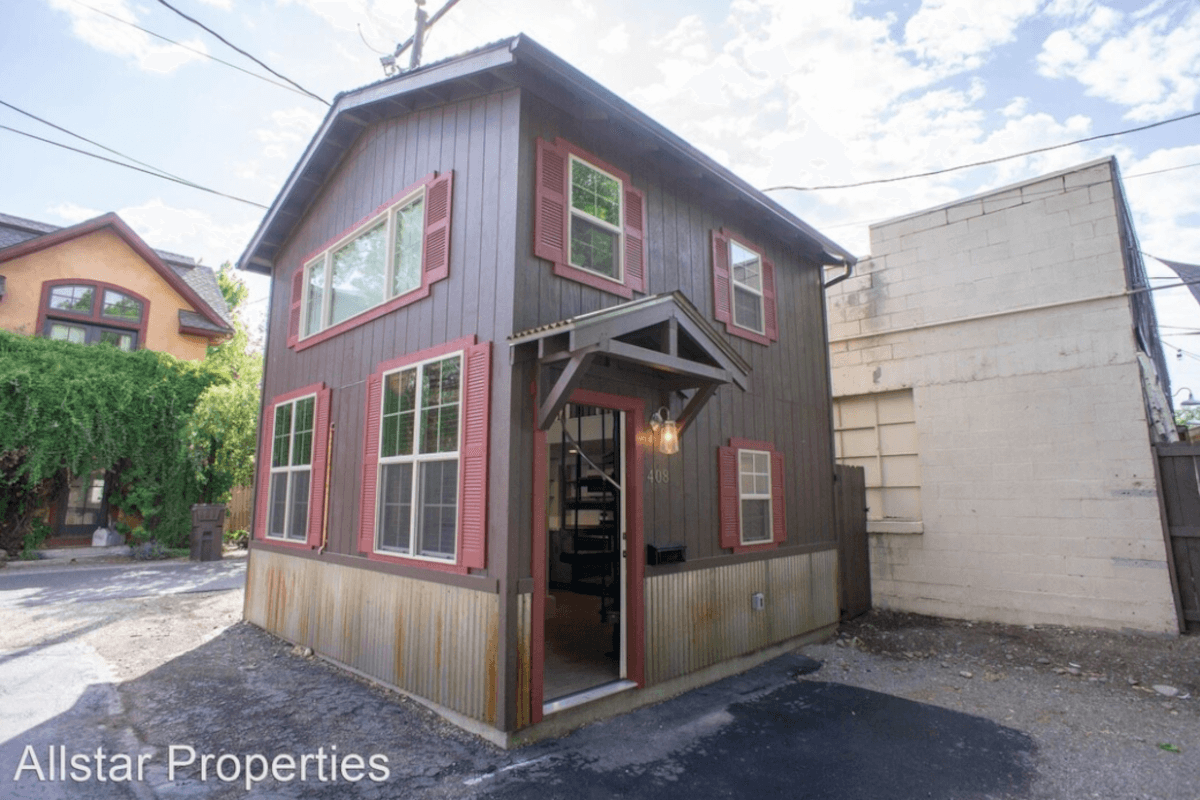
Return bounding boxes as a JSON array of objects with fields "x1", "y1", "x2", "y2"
[
  {"x1": 0, "y1": 211, "x2": 233, "y2": 544},
  {"x1": 238, "y1": 36, "x2": 856, "y2": 745}
]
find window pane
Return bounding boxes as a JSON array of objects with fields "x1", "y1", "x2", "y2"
[
  {"x1": 288, "y1": 470, "x2": 310, "y2": 540},
  {"x1": 98, "y1": 329, "x2": 136, "y2": 350},
  {"x1": 569, "y1": 215, "x2": 619, "y2": 278},
  {"x1": 330, "y1": 223, "x2": 386, "y2": 326},
  {"x1": 272, "y1": 404, "x2": 292, "y2": 467},
  {"x1": 571, "y1": 161, "x2": 621, "y2": 226},
  {"x1": 292, "y1": 397, "x2": 315, "y2": 466},
  {"x1": 378, "y1": 463, "x2": 413, "y2": 553},
  {"x1": 305, "y1": 261, "x2": 325, "y2": 337},
  {"x1": 420, "y1": 357, "x2": 460, "y2": 454},
  {"x1": 734, "y1": 286, "x2": 764, "y2": 333},
  {"x1": 50, "y1": 323, "x2": 86, "y2": 344},
  {"x1": 49, "y1": 285, "x2": 94, "y2": 314},
  {"x1": 102, "y1": 290, "x2": 143, "y2": 322},
  {"x1": 741, "y1": 498, "x2": 770, "y2": 542},
  {"x1": 731, "y1": 241, "x2": 762, "y2": 291},
  {"x1": 418, "y1": 460, "x2": 458, "y2": 558},
  {"x1": 393, "y1": 197, "x2": 424, "y2": 297},
  {"x1": 382, "y1": 370, "x2": 416, "y2": 458},
  {"x1": 268, "y1": 472, "x2": 289, "y2": 537},
  {"x1": 438, "y1": 356, "x2": 460, "y2": 405}
]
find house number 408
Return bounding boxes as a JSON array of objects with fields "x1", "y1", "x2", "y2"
[{"x1": 647, "y1": 469, "x2": 669, "y2": 484}]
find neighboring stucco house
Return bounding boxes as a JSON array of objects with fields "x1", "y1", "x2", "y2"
[
  {"x1": 0, "y1": 211, "x2": 234, "y2": 544},
  {"x1": 825, "y1": 158, "x2": 1182, "y2": 634},
  {"x1": 238, "y1": 36, "x2": 857, "y2": 745}
]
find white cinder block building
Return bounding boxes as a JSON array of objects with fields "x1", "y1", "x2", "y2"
[{"x1": 826, "y1": 157, "x2": 1182, "y2": 634}]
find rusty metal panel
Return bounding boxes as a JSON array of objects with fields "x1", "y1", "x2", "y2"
[
  {"x1": 644, "y1": 551, "x2": 836, "y2": 686},
  {"x1": 245, "y1": 549, "x2": 500, "y2": 724},
  {"x1": 516, "y1": 592, "x2": 532, "y2": 729}
]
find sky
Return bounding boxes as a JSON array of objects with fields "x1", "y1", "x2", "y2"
[{"x1": 2, "y1": 0, "x2": 1199, "y2": 399}]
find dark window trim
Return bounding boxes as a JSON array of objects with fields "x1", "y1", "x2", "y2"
[
  {"x1": 534, "y1": 136, "x2": 647, "y2": 299},
  {"x1": 718, "y1": 437, "x2": 787, "y2": 554},
  {"x1": 287, "y1": 171, "x2": 454, "y2": 352},
  {"x1": 37, "y1": 279, "x2": 149, "y2": 348},
  {"x1": 357, "y1": 335, "x2": 491, "y2": 575},
  {"x1": 710, "y1": 228, "x2": 778, "y2": 346},
  {"x1": 253, "y1": 382, "x2": 332, "y2": 551}
]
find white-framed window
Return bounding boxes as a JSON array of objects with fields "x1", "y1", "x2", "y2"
[
  {"x1": 302, "y1": 189, "x2": 426, "y2": 339},
  {"x1": 375, "y1": 352, "x2": 462, "y2": 561},
  {"x1": 738, "y1": 449, "x2": 772, "y2": 544},
  {"x1": 568, "y1": 155, "x2": 623, "y2": 283},
  {"x1": 730, "y1": 239, "x2": 765, "y2": 334},
  {"x1": 267, "y1": 394, "x2": 316, "y2": 541}
]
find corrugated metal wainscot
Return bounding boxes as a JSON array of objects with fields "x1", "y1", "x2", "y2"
[
  {"x1": 644, "y1": 549, "x2": 839, "y2": 686},
  {"x1": 246, "y1": 549, "x2": 500, "y2": 724}
]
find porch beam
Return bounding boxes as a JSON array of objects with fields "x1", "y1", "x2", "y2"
[
  {"x1": 677, "y1": 383, "x2": 719, "y2": 432},
  {"x1": 603, "y1": 339, "x2": 731, "y2": 385},
  {"x1": 538, "y1": 349, "x2": 597, "y2": 430}
]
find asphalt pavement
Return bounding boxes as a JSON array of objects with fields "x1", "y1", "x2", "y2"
[{"x1": 0, "y1": 557, "x2": 246, "y2": 608}]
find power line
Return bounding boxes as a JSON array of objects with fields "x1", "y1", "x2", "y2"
[
  {"x1": 0, "y1": 99, "x2": 191, "y2": 185},
  {"x1": 763, "y1": 109, "x2": 1200, "y2": 192},
  {"x1": 63, "y1": 0, "x2": 321, "y2": 103},
  {"x1": 152, "y1": 0, "x2": 329, "y2": 106},
  {"x1": 0, "y1": 125, "x2": 268, "y2": 209},
  {"x1": 819, "y1": 160, "x2": 1200, "y2": 232}
]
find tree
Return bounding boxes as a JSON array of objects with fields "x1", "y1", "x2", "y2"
[{"x1": 190, "y1": 264, "x2": 263, "y2": 503}]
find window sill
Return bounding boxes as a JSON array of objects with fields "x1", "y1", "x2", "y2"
[{"x1": 867, "y1": 520, "x2": 924, "y2": 535}]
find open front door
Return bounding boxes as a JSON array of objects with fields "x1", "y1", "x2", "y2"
[{"x1": 531, "y1": 390, "x2": 645, "y2": 722}]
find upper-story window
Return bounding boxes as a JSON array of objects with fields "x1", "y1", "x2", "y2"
[
  {"x1": 569, "y1": 157, "x2": 623, "y2": 282},
  {"x1": 40, "y1": 280, "x2": 147, "y2": 351},
  {"x1": 711, "y1": 229, "x2": 778, "y2": 346},
  {"x1": 535, "y1": 137, "x2": 646, "y2": 299},
  {"x1": 287, "y1": 171, "x2": 453, "y2": 351}
]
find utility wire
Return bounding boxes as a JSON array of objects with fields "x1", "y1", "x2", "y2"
[
  {"x1": 152, "y1": 0, "x2": 329, "y2": 106},
  {"x1": 820, "y1": 160, "x2": 1200, "y2": 232},
  {"x1": 0, "y1": 99, "x2": 192, "y2": 185},
  {"x1": 763, "y1": 109, "x2": 1200, "y2": 192},
  {"x1": 63, "y1": 0, "x2": 320, "y2": 103},
  {"x1": 0, "y1": 125, "x2": 268, "y2": 209}
]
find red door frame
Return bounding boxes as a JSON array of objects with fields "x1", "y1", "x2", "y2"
[{"x1": 530, "y1": 388, "x2": 646, "y2": 724}]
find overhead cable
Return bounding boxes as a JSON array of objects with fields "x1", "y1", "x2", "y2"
[
  {"x1": 0, "y1": 125, "x2": 268, "y2": 209},
  {"x1": 63, "y1": 0, "x2": 322, "y2": 103},
  {"x1": 763, "y1": 110, "x2": 1200, "y2": 192},
  {"x1": 153, "y1": 0, "x2": 330, "y2": 106}
]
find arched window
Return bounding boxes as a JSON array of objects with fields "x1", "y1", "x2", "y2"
[{"x1": 38, "y1": 280, "x2": 148, "y2": 351}]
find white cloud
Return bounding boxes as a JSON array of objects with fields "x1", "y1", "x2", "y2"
[
  {"x1": 116, "y1": 199, "x2": 257, "y2": 267},
  {"x1": 47, "y1": 0, "x2": 209, "y2": 74},
  {"x1": 1037, "y1": 4, "x2": 1200, "y2": 120},
  {"x1": 904, "y1": 0, "x2": 1041, "y2": 72},
  {"x1": 598, "y1": 24, "x2": 630, "y2": 55},
  {"x1": 254, "y1": 107, "x2": 323, "y2": 160},
  {"x1": 46, "y1": 202, "x2": 103, "y2": 225}
]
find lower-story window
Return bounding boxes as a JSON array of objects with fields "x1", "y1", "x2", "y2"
[
  {"x1": 718, "y1": 437, "x2": 786, "y2": 553},
  {"x1": 268, "y1": 394, "x2": 315, "y2": 541},
  {"x1": 738, "y1": 449, "x2": 772, "y2": 545},
  {"x1": 46, "y1": 320, "x2": 137, "y2": 350},
  {"x1": 375, "y1": 353, "x2": 462, "y2": 560}
]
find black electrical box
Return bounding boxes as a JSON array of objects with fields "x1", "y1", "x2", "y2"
[{"x1": 647, "y1": 542, "x2": 686, "y2": 565}]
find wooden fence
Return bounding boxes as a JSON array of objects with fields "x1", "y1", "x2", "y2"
[
  {"x1": 224, "y1": 485, "x2": 253, "y2": 534},
  {"x1": 1154, "y1": 443, "x2": 1200, "y2": 633},
  {"x1": 834, "y1": 464, "x2": 870, "y2": 620}
]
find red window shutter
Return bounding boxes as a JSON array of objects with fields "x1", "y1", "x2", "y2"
[
  {"x1": 422, "y1": 171, "x2": 453, "y2": 284},
  {"x1": 762, "y1": 257, "x2": 779, "y2": 343},
  {"x1": 358, "y1": 373, "x2": 382, "y2": 556},
  {"x1": 306, "y1": 386, "x2": 332, "y2": 546},
  {"x1": 623, "y1": 184, "x2": 647, "y2": 293},
  {"x1": 254, "y1": 402, "x2": 275, "y2": 540},
  {"x1": 287, "y1": 269, "x2": 304, "y2": 348},
  {"x1": 458, "y1": 341, "x2": 491, "y2": 569},
  {"x1": 718, "y1": 445, "x2": 740, "y2": 550},
  {"x1": 771, "y1": 451, "x2": 787, "y2": 545},
  {"x1": 711, "y1": 230, "x2": 732, "y2": 325},
  {"x1": 533, "y1": 137, "x2": 568, "y2": 266}
]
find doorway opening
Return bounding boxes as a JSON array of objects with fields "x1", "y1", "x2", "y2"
[
  {"x1": 56, "y1": 470, "x2": 108, "y2": 542},
  {"x1": 543, "y1": 403, "x2": 626, "y2": 705}
]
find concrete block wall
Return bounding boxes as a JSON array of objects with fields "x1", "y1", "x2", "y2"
[{"x1": 827, "y1": 159, "x2": 1178, "y2": 633}]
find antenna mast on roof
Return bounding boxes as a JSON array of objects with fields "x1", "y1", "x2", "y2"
[{"x1": 380, "y1": 0, "x2": 462, "y2": 76}]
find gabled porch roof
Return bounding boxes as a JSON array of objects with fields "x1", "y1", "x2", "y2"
[{"x1": 510, "y1": 291, "x2": 751, "y2": 430}]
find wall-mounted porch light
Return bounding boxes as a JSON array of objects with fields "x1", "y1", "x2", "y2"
[{"x1": 649, "y1": 407, "x2": 680, "y2": 455}]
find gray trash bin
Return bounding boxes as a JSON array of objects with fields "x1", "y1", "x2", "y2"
[{"x1": 190, "y1": 504, "x2": 226, "y2": 562}]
